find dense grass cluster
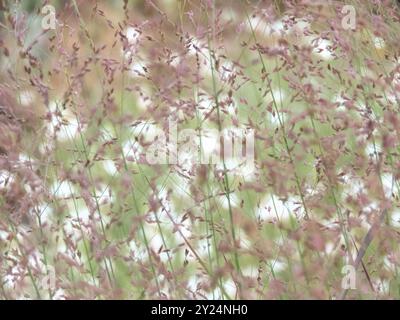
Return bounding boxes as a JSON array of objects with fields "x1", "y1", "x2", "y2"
[{"x1": 0, "y1": 0, "x2": 400, "y2": 299}]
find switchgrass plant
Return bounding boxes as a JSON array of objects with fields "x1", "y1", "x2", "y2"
[{"x1": 0, "y1": 0, "x2": 400, "y2": 299}]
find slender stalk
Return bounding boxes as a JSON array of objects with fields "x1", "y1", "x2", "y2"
[{"x1": 206, "y1": 21, "x2": 242, "y2": 280}]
